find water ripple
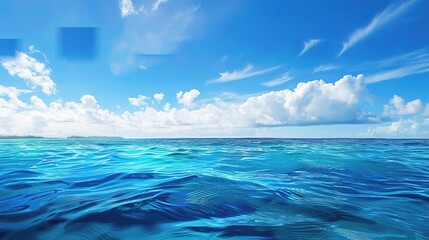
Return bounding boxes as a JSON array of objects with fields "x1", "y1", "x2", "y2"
[{"x1": 0, "y1": 139, "x2": 428, "y2": 239}]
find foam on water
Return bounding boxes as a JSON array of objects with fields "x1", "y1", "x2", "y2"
[{"x1": 0, "y1": 139, "x2": 428, "y2": 239}]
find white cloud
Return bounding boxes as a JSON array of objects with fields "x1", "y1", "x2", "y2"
[
  {"x1": 313, "y1": 65, "x2": 340, "y2": 73},
  {"x1": 234, "y1": 74, "x2": 373, "y2": 126},
  {"x1": 30, "y1": 95, "x2": 48, "y2": 110},
  {"x1": 1, "y1": 51, "x2": 56, "y2": 95},
  {"x1": 120, "y1": 0, "x2": 137, "y2": 17},
  {"x1": 0, "y1": 74, "x2": 381, "y2": 137},
  {"x1": 208, "y1": 64, "x2": 280, "y2": 84},
  {"x1": 0, "y1": 94, "x2": 123, "y2": 137},
  {"x1": 152, "y1": 0, "x2": 167, "y2": 11},
  {"x1": 177, "y1": 89, "x2": 200, "y2": 109},
  {"x1": 128, "y1": 95, "x2": 150, "y2": 107},
  {"x1": 363, "y1": 95, "x2": 429, "y2": 137},
  {"x1": 383, "y1": 95, "x2": 426, "y2": 116},
  {"x1": 367, "y1": 119, "x2": 429, "y2": 137},
  {"x1": 299, "y1": 39, "x2": 322, "y2": 57},
  {"x1": 153, "y1": 92, "x2": 164, "y2": 102},
  {"x1": 262, "y1": 72, "x2": 293, "y2": 87},
  {"x1": 163, "y1": 102, "x2": 171, "y2": 111},
  {"x1": 338, "y1": 1, "x2": 415, "y2": 57},
  {"x1": 0, "y1": 85, "x2": 30, "y2": 109}
]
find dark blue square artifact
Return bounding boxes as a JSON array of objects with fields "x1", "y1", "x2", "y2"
[
  {"x1": 59, "y1": 27, "x2": 97, "y2": 60},
  {"x1": 0, "y1": 39, "x2": 20, "y2": 57}
]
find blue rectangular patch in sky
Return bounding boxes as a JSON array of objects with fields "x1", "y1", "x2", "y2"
[
  {"x1": 58, "y1": 27, "x2": 97, "y2": 60},
  {"x1": 0, "y1": 39, "x2": 20, "y2": 56}
]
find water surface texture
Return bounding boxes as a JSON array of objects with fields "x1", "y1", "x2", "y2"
[{"x1": 0, "y1": 139, "x2": 428, "y2": 239}]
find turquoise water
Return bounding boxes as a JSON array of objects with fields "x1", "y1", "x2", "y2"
[{"x1": 0, "y1": 139, "x2": 428, "y2": 239}]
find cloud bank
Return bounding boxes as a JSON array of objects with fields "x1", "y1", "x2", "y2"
[
  {"x1": 366, "y1": 95, "x2": 429, "y2": 137},
  {"x1": 0, "y1": 74, "x2": 382, "y2": 137}
]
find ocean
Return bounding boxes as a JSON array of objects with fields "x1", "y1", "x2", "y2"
[{"x1": 0, "y1": 139, "x2": 428, "y2": 239}]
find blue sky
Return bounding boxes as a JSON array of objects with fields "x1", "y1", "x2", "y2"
[{"x1": 0, "y1": 0, "x2": 429, "y2": 138}]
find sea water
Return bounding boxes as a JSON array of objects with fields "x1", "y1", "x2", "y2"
[{"x1": 0, "y1": 139, "x2": 428, "y2": 239}]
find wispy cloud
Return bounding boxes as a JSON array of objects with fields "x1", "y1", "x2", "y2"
[
  {"x1": 338, "y1": 1, "x2": 415, "y2": 57},
  {"x1": 207, "y1": 64, "x2": 280, "y2": 84},
  {"x1": 373, "y1": 48, "x2": 429, "y2": 66},
  {"x1": 299, "y1": 39, "x2": 322, "y2": 57},
  {"x1": 29, "y1": 45, "x2": 48, "y2": 63},
  {"x1": 152, "y1": 0, "x2": 168, "y2": 11},
  {"x1": 262, "y1": 72, "x2": 294, "y2": 87},
  {"x1": 366, "y1": 47, "x2": 429, "y2": 84},
  {"x1": 112, "y1": 1, "x2": 199, "y2": 74},
  {"x1": 366, "y1": 63, "x2": 429, "y2": 84},
  {"x1": 199, "y1": 91, "x2": 266, "y2": 105},
  {"x1": 313, "y1": 65, "x2": 340, "y2": 73}
]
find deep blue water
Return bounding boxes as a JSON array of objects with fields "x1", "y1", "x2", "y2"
[{"x1": 0, "y1": 139, "x2": 428, "y2": 239}]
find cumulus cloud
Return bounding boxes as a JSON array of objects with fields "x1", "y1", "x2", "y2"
[
  {"x1": 1, "y1": 51, "x2": 56, "y2": 95},
  {"x1": 0, "y1": 74, "x2": 381, "y2": 137},
  {"x1": 163, "y1": 102, "x2": 171, "y2": 111},
  {"x1": 383, "y1": 95, "x2": 426, "y2": 116},
  {"x1": 0, "y1": 94, "x2": 122, "y2": 137},
  {"x1": 363, "y1": 95, "x2": 429, "y2": 137},
  {"x1": 299, "y1": 39, "x2": 322, "y2": 57},
  {"x1": 177, "y1": 89, "x2": 200, "y2": 109},
  {"x1": 153, "y1": 92, "x2": 164, "y2": 102},
  {"x1": 0, "y1": 85, "x2": 30, "y2": 109},
  {"x1": 234, "y1": 74, "x2": 373, "y2": 126},
  {"x1": 262, "y1": 72, "x2": 293, "y2": 87},
  {"x1": 208, "y1": 64, "x2": 280, "y2": 84},
  {"x1": 338, "y1": 1, "x2": 415, "y2": 57},
  {"x1": 128, "y1": 95, "x2": 150, "y2": 107},
  {"x1": 30, "y1": 95, "x2": 48, "y2": 110}
]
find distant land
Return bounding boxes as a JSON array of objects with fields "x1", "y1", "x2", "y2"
[
  {"x1": 67, "y1": 136, "x2": 124, "y2": 139},
  {"x1": 0, "y1": 135, "x2": 45, "y2": 139},
  {"x1": 0, "y1": 135, "x2": 124, "y2": 139}
]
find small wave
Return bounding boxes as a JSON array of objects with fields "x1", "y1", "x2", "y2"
[
  {"x1": 70, "y1": 173, "x2": 123, "y2": 188},
  {"x1": 0, "y1": 139, "x2": 428, "y2": 239}
]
